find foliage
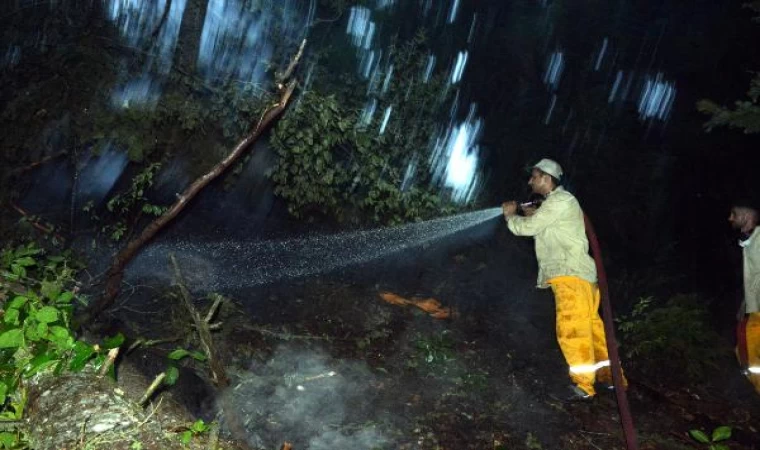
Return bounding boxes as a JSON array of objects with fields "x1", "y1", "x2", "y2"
[
  {"x1": 0, "y1": 243, "x2": 121, "y2": 448},
  {"x1": 163, "y1": 347, "x2": 208, "y2": 388},
  {"x1": 84, "y1": 75, "x2": 274, "y2": 241},
  {"x1": 270, "y1": 33, "x2": 461, "y2": 225},
  {"x1": 689, "y1": 426, "x2": 732, "y2": 450},
  {"x1": 697, "y1": 74, "x2": 760, "y2": 134},
  {"x1": 617, "y1": 294, "x2": 724, "y2": 382},
  {"x1": 178, "y1": 419, "x2": 213, "y2": 446},
  {"x1": 163, "y1": 74, "x2": 272, "y2": 144},
  {"x1": 84, "y1": 71, "x2": 272, "y2": 164},
  {"x1": 697, "y1": 3, "x2": 760, "y2": 134},
  {"x1": 83, "y1": 162, "x2": 167, "y2": 241}
]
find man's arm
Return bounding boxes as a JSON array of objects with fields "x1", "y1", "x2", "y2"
[{"x1": 506, "y1": 196, "x2": 568, "y2": 237}]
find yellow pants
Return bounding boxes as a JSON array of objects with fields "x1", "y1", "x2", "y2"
[
  {"x1": 741, "y1": 313, "x2": 760, "y2": 394},
  {"x1": 548, "y1": 276, "x2": 618, "y2": 396}
]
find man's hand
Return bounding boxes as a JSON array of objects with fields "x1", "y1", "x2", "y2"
[
  {"x1": 502, "y1": 201, "x2": 518, "y2": 219},
  {"x1": 522, "y1": 205, "x2": 538, "y2": 217}
]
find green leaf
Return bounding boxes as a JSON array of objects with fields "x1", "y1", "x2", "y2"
[
  {"x1": 8, "y1": 296, "x2": 27, "y2": 309},
  {"x1": 712, "y1": 426, "x2": 731, "y2": 442},
  {"x1": 36, "y1": 322, "x2": 48, "y2": 337},
  {"x1": 41, "y1": 281, "x2": 61, "y2": 301},
  {"x1": 25, "y1": 324, "x2": 40, "y2": 342},
  {"x1": 25, "y1": 352, "x2": 58, "y2": 377},
  {"x1": 168, "y1": 349, "x2": 190, "y2": 360},
  {"x1": 10, "y1": 265, "x2": 25, "y2": 278},
  {"x1": 56, "y1": 291, "x2": 74, "y2": 304},
  {"x1": 3, "y1": 309, "x2": 19, "y2": 326},
  {"x1": 190, "y1": 351, "x2": 207, "y2": 361},
  {"x1": 190, "y1": 419, "x2": 207, "y2": 433},
  {"x1": 712, "y1": 444, "x2": 730, "y2": 450},
  {"x1": 103, "y1": 333, "x2": 125, "y2": 349},
  {"x1": 165, "y1": 366, "x2": 179, "y2": 385},
  {"x1": 0, "y1": 330, "x2": 23, "y2": 349},
  {"x1": 13, "y1": 257, "x2": 36, "y2": 267},
  {"x1": 180, "y1": 430, "x2": 192, "y2": 444},
  {"x1": 69, "y1": 341, "x2": 96, "y2": 372},
  {"x1": 0, "y1": 432, "x2": 16, "y2": 449},
  {"x1": 690, "y1": 429, "x2": 711, "y2": 444},
  {"x1": 0, "y1": 382, "x2": 7, "y2": 405},
  {"x1": 48, "y1": 326, "x2": 73, "y2": 349},
  {"x1": 35, "y1": 306, "x2": 59, "y2": 324},
  {"x1": 49, "y1": 326, "x2": 70, "y2": 340}
]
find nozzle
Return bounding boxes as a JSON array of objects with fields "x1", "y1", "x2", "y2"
[{"x1": 519, "y1": 200, "x2": 541, "y2": 209}]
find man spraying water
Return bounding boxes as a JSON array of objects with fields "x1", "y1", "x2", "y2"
[{"x1": 502, "y1": 158, "x2": 624, "y2": 400}]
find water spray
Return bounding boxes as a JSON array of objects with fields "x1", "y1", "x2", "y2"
[{"x1": 127, "y1": 207, "x2": 503, "y2": 290}]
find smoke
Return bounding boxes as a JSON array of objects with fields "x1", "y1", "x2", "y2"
[
  {"x1": 219, "y1": 345, "x2": 390, "y2": 449},
  {"x1": 308, "y1": 429, "x2": 387, "y2": 450},
  {"x1": 76, "y1": 142, "x2": 129, "y2": 204}
]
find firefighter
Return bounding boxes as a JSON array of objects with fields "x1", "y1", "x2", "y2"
[
  {"x1": 729, "y1": 201, "x2": 760, "y2": 393},
  {"x1": 502, "y1": 158, "x2": 618, "y2": 400}
]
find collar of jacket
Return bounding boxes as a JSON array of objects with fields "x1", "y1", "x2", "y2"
[
  {"x1": 546, "y1": 186, "x2": 565, "y2": 198},
  {"x1": 739, "y1": 226, "x2": 760, "y2": 248}
]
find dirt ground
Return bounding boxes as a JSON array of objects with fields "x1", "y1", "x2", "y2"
[{"x1": 100, "y1": 223, "x2": 760, "y2": 450}]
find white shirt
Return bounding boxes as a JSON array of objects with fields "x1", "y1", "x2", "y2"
[{"x1": 741, "y1": 227, "x2": 760, "y2": 314}]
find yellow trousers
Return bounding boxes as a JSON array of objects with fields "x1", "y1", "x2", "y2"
[
  {"x1": 741, "y1": 313, "x2": 760, "y2": 394},
  {"x1": 548, "y1": 276, "x2": 617, "y2": 396}
]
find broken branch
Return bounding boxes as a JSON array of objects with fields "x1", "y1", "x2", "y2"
[
  {"x1": 98, "y1": 348, "x2": 119, "y2": 377},
  {"x1": 10, "y1": 150, "x2": 68, "y2": 175},
  {"x1": 139, "y1": 372, "x2": 166, "y2": 406},
  {"x1": 9, "y1": 202, "x2": 66, "y2": 242},
  {"x1": 170, "y1": 255, "x2": 229, "y2": 387},
  {"x1": 277, "y1": 39, "x2": 306, "y2": 85}
]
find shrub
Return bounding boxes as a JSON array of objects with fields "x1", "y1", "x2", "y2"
[{"x1": 617, "y1": 294, "x2": 725, "y2": 382}]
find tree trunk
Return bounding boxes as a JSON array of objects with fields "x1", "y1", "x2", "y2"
[{"x1": 173, "y1": 0, "x2": 209, "y2": 74}]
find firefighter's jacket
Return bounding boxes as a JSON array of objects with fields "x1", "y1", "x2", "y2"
[
  {"x1": 507, "y1": 187, "x2": 597, "y2": 288},
  {"x1": 742, "y1": 227, "x2": 760, "y2": 314}
]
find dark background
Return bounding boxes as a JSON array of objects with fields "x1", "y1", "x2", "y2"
[{"x1": 2, "y1": 0, "x2": 759, "y2": 329}]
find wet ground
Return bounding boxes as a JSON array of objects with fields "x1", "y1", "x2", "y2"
[{"x1": 98, "y1": 218, "x2": 760, "y2": 450}]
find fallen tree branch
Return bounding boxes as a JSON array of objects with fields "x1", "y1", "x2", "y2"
[
  {"x1": 9, "y1": 202, "x2": 66, "y2": 242},
  {"x1": 171, "y1": 255, "x2": 228, "y2": 387},
  {"x1": 10, "y1": 150, "x2": 68, "y2": 175},
  {"x1": 81, "y1": 40, "x2": 305, "y2": 326},
  {"x1": 276, "y1": 39, "x2": 306, "y2": 85}
]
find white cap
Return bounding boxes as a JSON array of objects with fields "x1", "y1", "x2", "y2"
[{"x1": 533, "y1": 158, "x2": 563, "y2": 179}]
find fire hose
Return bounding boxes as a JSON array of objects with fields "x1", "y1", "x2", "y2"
[{"x1": 584, "y1": 213, "x2": 639, "y2": 450}]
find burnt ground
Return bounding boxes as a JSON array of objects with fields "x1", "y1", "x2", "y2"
[{"x1": 94, "y1": 219, "x2": 760, "y2": 450}]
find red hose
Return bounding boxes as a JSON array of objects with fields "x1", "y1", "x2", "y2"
[{"x1": 584, "y1": 213, "x2": 639, "y2": 450}]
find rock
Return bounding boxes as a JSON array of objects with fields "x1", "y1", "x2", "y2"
[{"x1": 25, "y1": 370, "x2": 185, "y2": 449}]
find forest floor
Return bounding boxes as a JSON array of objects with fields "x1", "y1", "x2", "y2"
[{"x1": 97, "y1": 224, "x2": 760, "y2": 450}]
